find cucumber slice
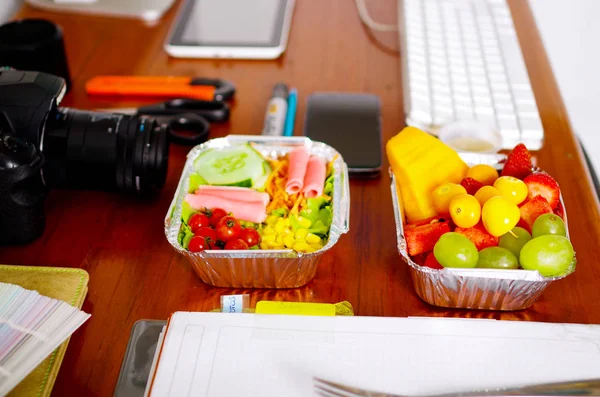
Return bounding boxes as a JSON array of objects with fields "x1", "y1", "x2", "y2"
[
  {"x1": 252, "y1": 162, "x2": 272, "y2": 190},
  {"x1": 194, "y1": 144, "x2": 267, "y2": 187}
]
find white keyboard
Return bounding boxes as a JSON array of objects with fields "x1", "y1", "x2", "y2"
[{"x1": 399, "y1": 0, "x2": 544, "y2": 149}]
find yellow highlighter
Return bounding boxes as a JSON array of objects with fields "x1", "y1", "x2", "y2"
[{"x1": 256, "y1": 301, "x2": 336, "y2": 316}]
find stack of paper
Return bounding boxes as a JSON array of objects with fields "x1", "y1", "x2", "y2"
[
  {"x1": 0, "y1": 282, "x2": 90, "y2": 396},
  {"x1": 145, "y1": 312, "x2": 600, "y2": 397}
]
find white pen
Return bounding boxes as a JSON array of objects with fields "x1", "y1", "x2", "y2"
[{"x1": 262, "y1": 83, "x2": 289, "y2": 136}]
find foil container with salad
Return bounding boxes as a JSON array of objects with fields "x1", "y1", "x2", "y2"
[
  {"x1": 165, "y1": 135, "x2": 350, "y2": 289},
  {"x1": 388, "y1": 127, "x2": 575, "y2": 311}
]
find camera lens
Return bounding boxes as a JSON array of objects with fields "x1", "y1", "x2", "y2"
[{"x1": 42, "y1": 109, "x2": 169, "y2": 196}]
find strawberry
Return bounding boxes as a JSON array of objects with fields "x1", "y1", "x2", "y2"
[
  {"x1": 455, "y1": 223, "x2": 498, "y2": 250},
  {"x1": 405, "y1": 221, "x2": 450, "y2": 256},
  {"x1": 518, "y1": 195, "x2": 552, "y2": 232},
  {"x1": 523, "y1": 173, "x2": 561, "y2": 209},
  {"x1": 554, "y1": 200, "x2": 566, "y2": 222},
  {"x1": 405, "y1": 216, "x2": 449, "y2": 229},
  {"x1": 423, "y1": 252, "x2": 443, "y2": 269},
  {"x1": 460, "y1": 177, "x2": 484, "y2": 195},
  {"x1": 501, "y1": 143, "x2": 532, "y2": 180}
]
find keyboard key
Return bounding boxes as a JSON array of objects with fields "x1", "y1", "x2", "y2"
[
  {"x1": 516, "y1": 104, "x2": 540, "y2": 118},
  {"x1": 519, "y1": 116, "x2": 544, "y2": 138},
  {"x1": 475, "y1": 106, "x2": 494, "y2": 116},
  {"x1": 498, "y1": 120, "x2": 520, "y2": 139},
  {"x1": 498, "y1": 33, "x2": 530, "y2": 86},
  {"x1": 409, "y1": 107, "x2": 433, "y2": 126}
]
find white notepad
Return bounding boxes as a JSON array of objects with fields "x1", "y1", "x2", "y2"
[{"x1": 147, "y1": 312, "x2": 600, "y2": 397}]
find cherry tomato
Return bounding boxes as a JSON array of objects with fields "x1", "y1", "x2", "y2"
[
  {"x1": 188, "y1": 235, "x2": 211, "y2": 252},
  {"x1": 239, "y1": 228, "x2": 260, "y2": 247},
  {"x1": 449, "y1": 194, "x2": 481, "y2": 228},
  {"x1": 216, "y1": 216, "x2": 241, "y2": 242},
  {"x1": 206, "y1": 208, "x2": 227, "y2": 228},
  {"x1": 188, "y1": 213, "x2": 210, "y2": 233},
  {"x1": 224, "y1": 239, "x2": 249, "y2": 250},
  {"x1": 195, "y1": 226, "x2": 217, "y2": 244}
]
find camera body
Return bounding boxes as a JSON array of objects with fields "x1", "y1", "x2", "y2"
[
  {"x1": 0, "y1": 69, "x2": 169, "y2": 245},
  {"x1": 0, "y1": 135, "x2": 46, "y2": 244},
  {"x1": 0, "y1": 68, "x2": 66, "y2": 146}
]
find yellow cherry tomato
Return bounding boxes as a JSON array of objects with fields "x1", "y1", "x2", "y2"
[
  {"x1": 449, "y1": 194, "x2": 481, "y2": 228},
  {"x1": 474, "y1": 186, "x2": 501, "y2": 206},
  {"x1": 482, "y1": 196, "x2": 521, "y2": 237},
  {"x1": 431, "y1": 183, "x2": 467, "y2": 215},
  {"x1": 466, "y1": 164, "x2": 499, "y2": 186},
  {"x1": 493, "y1": 176, "x2": 528, "y2": 205}
]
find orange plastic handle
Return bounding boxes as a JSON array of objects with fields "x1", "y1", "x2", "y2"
[{"x1": 85, "y1": 76, "x2": 217, "y2": 100}]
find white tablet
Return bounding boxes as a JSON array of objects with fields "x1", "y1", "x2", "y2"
[{"x1": 165, "y1": 0, "x2": 295, "y2": 59}]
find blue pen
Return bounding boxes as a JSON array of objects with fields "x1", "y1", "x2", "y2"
[{"x1": 283, "y1": 88, "x2": 297, "y2": 136}]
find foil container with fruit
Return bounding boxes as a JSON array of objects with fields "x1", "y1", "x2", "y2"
[
  {"x1": 389, "y1": 129, "x2": 575, "y2": 311},
  {"x1": 165, "y1": 135, "x2": 350, "y2": 289}
]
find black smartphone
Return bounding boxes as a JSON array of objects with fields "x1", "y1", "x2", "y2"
[{"x1": 303, "y1": 93, "x2": 382, "y2": 177}]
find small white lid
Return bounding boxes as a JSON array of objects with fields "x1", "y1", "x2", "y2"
[{"x1": 437, "y1": 121, "x2": 502, "y2": 154}]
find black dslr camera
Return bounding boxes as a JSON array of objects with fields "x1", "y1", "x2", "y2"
[{"x1": 0, "y1": 69, "x2": 170, "y2": 245}]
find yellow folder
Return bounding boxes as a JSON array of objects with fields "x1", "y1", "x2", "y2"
[{"x1": 0, "y1": 265, "x2": 89, "y2": 397}]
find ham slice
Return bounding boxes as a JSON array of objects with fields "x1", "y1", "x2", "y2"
[
  {"x1": 185, "y1": 194, "x2": 267, "y2": 223},
  {"x1": 285, "y1": 146, "x2": 309, "y2": 195},
  {"x1": 195, "y1": 186, "x2": 269, "y2": 206},
  {"x1": 302, "y1": 156, "x2": 326, "y2": 198}
]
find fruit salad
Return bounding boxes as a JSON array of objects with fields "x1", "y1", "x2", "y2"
[
  {"x1": 388, "y1": 127, "x2": 575, "y2": 278},
  {"x1": 178, "y1": 144, "x2": 335, "y2": 253}
]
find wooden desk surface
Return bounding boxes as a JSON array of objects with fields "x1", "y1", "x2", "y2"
[{"x1": 2, "y1": 1, "x2": 600, "y2": 396}]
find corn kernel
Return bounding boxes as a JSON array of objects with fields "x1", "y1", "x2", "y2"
[
  {"x1": 267, "y1": 241, "x2": 280, "y2": 248},
  {"x1": 297, "y1": 216, "x2": 312, "y2": 229},
  {"x1": 266, "y1": 216, "x2": 278, "y2": 226},
  {"x1": 274, "y1": 222, "x2": 285, "y2": 233},
  {"x1": 295, "y1": 228, "x2": 308, "y2": 240},
  {"x1": 284, "y1": 218, "x2": 291, "y2": 227},
  {"x1": 276, "y1": 217, "x2": 285, "y2": 225},
  {"x1": 262, "y1": 234, "x2": 276, "y2": 243},
  {"x1": 273, "y1": 244, "x2": 286, "y2": 250},
  {"x1": 275, "y1": 235, "x2": 283, "y2": 245},
  {"x1": 283, "y1": 235, "x2": 295, "y2": 248},
  {"x1": 293, "y1": 242, "x2": 311, "y2": 252},
  {"x1": 260, "y1": 242, "x2": 269, "y2": 250},
  {"x1": 309, "y1": 243, "x2": 323, "y2": 251},
  {"x1": 283, "y1": 228, "x2": 293, "y2": 237},
  {"x1": 306, "y1": 233, "x2": 321, "y2": 244},
  {"x1": 263, "y1": 225, "x2": 275, "y2": 235}
]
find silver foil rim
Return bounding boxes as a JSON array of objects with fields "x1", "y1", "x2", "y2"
[{"x1": 390, "y1": 152, "x2": 576, "y2": 310}]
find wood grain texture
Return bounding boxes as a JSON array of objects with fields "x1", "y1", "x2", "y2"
[{"x1": 1, "y1": 1, "x2": 600, "y2": 396}]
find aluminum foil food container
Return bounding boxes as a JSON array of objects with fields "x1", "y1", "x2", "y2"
[
  {"x1": 165, "y1": 135, "x2": 350, "y2": 289},
  {"x1": 390, "y1": 153, "x2": 576, "y2": 311}
]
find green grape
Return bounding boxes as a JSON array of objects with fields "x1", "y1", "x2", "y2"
[
  {"x1": 520, "y1": 235, "x2": 574, "y2": 277},
  {"x1": 498, "y1": 227, "x2": 532, "y2": 257},
  {"x1": 476, "y1": 247, "x2": 519, "y2": 269},
  {"x1": 433, "y1": 232, "x2": 478, "y2": 268},
  {"x1": 532, "y1": 213, "x2": 567, "y2": 238}
]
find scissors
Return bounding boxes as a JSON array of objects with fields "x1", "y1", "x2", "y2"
[{"x1": 98, "y1": 98, "x2": 229, "y2": 146}]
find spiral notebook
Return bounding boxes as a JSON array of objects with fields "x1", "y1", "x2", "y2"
[{"x1": 0, "y1": 265, "x2": 90, "y2": 397}]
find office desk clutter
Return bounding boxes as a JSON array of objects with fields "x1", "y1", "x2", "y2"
[
  {"x1": 165, "y1": 135, "x2": 350, "y2": 288},
  {"x1": 388, "y1": 127, "x2": 574, "y2": 310}
]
